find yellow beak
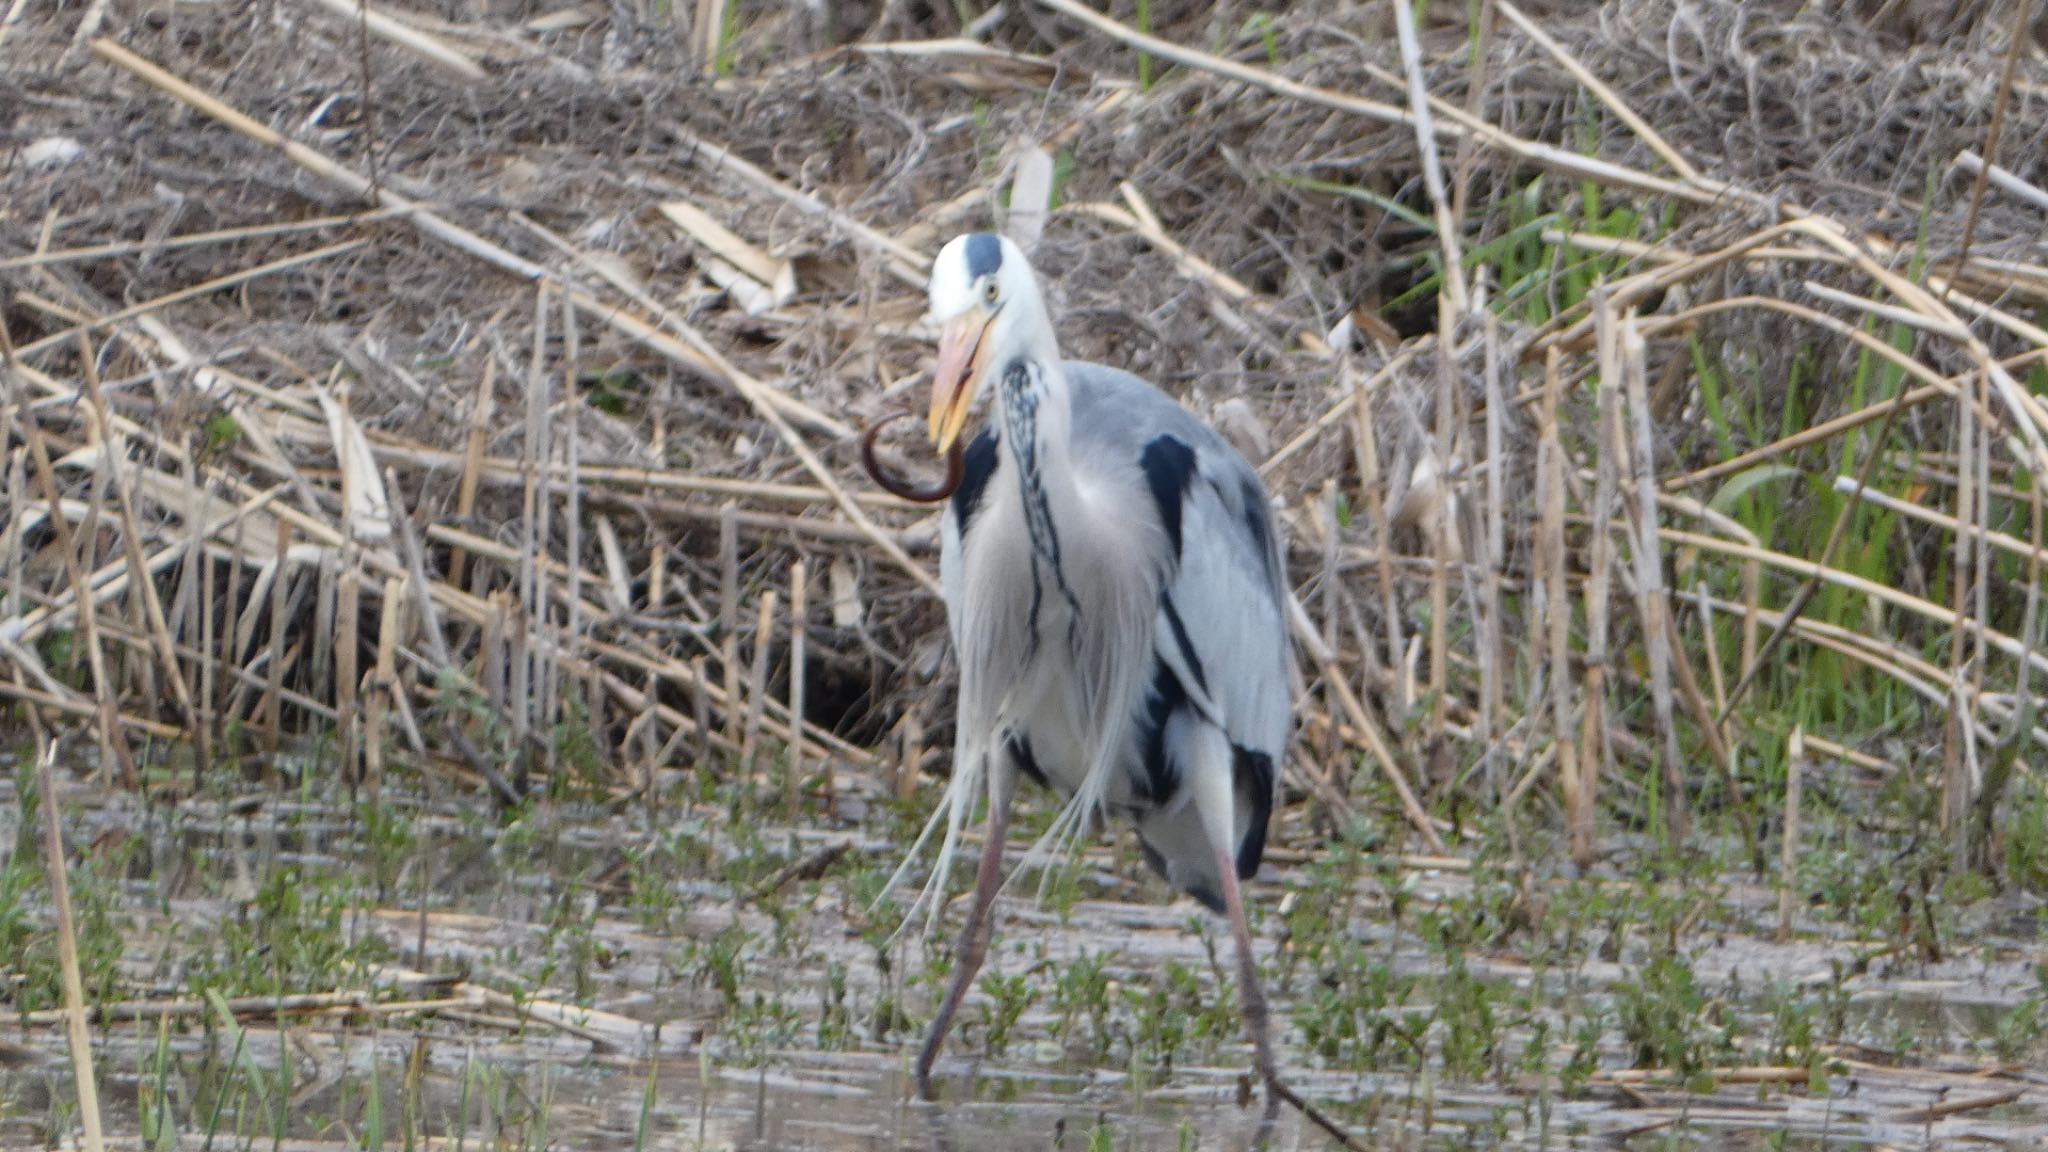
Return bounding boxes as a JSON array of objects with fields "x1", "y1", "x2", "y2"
[{"x1": 929, "y1": 305, "x2": 995, "y2": 454}]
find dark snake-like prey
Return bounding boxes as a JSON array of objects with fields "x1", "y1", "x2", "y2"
[{"x1": 860, "y1": 408, "x2": 963, "y2": 503}]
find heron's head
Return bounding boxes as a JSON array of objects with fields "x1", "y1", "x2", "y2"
[{"x1": 925, "y1": 232, "x2": 1042, "y2": 453}]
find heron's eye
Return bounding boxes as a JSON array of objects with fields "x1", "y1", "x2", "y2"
[{"x1": 982, "y1": 280, "x2": 1000, "y2": 305}]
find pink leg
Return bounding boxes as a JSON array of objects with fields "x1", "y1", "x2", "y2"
[
  {"x1": 1220, "y1": 851, "x2": 1375, "y2": 1151},
  {"x1": 914, "y1": 798, "x2": 1012, "y2": 1097},
  {"x1": 1216, "y1": 848, "x2": 1281, "y2": 1124}
]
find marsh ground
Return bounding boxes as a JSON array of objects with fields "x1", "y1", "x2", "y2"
[
  {"x1": 2, "y1": 750, "x2": 2044, "y2": 1149},
  {"x1": 5, "y1": 0, "x2": 2048, "y2": 1147}
]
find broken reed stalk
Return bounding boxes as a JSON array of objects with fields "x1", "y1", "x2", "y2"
[
  {"x1": 0, "y1": 208, "x2": 408, "y2": 272},
  {"x1": 35, "y1": 735, "x2": 107, "y2": 1152},
  {"x1": 692, "y1": 0, "x2": 726, "y2": 74},
  {"x1": 1801, "y1": 735, "x2": 1897, "y2": 774},
  {"x1": 1317, "y1": 482, "x2": 1342, "y2": 781},
  {"x1": 1392, "y1": 0, "x2": 1467, "y2": 317},
  {"x1": 1346, "y1": 360, "x2": 1406, "y2": 718},
  {"x1": 1286, "y1": 593, "x2": 1445, "y2": 853},
  {"x1": 1537, "y1": 348, "x2": 1581, "y2": 851},
  {"x1": 898, "y1": 709, "x2": 922, "y2": 802},
  {"x1": 1480, "y1": 308, "x2": 1506, "y2": 789},
  {"x1": 264, "y1": 520, "x2": 289, "y2": 755},
  {"x1": 193, "y1": 459, "x2": 215, "y2": 768},
  {"x1": 77, "y1": 35, "x2": 932, "y2": 597},
  {"x1": 510, "y1": 210, "x2": 938, "y2": 594},
  {"x1": 1265, "y1": 338, "x2": 1433, "y2": 477},
  {"x1": 11, "y1": 240, "x2": 371, "y2": 361},
  {"x1": 1652, "y1": 525, "x2": 2048, "y2": 679},
  {"x1": 368, "y1": 576, "x2": 403, "y2": 797},
  {"x1": 16, "y1": 413, "x2": 126, "y2": 783},
  {"x1": 648, "y1": 387, "x2": 670, "y2": 612},
  {"x1": 299, "y1": 0, "x2": 485, "y2": 80},
  {"x1": 1695, "y1": 582, "x2": 1728, "y2": 721},
  {"x1": 690, "y1": 654, "x2": 711, "y2": 767},
  {"x1": 1942, "y1": 365, "x2": 1982, "y2": 835},
  {"x1": 1833, "y1": 475, "x2": 2048, "y2": 567},
  {"x1": 1617, "y1": 314, "x2": 1687, "y2": 841},
  {"x1": 1579, "y1": 298, "x2": 1625, "y2": 853},
  {"x1": 561, "y1": 288, "x2": 587, "y2": 775},
  {"x1": 719, "y1": 504, "x2": 740, "y2": 754},
  {"x1": 448, "y1": 356, "x2": 493, "y2": 592},
  {"x1": 78, "y1": 334, "x2": 197, "y2": 731},
  {"x1": 1427, "y1": 297, "x2": 1455, "y2": 741},
  {"x1": 5, "y1": 449, "x2": 22, "y2": 622},
  {"x1": 337, "y1": 559, "x2": 361, "y2": 787},
  {"x1": 787, "y1": 558, "x2": 807, "y2": 821},
  {"x1": 1779, "y1": 728, "x2": 1803, "y2": 944},
  {"x1": 742, "y1": 588, "x2": 777, "y2": 773},
  {"x1": 514, "y1": 283, "x2": 548, "y2": 792},
  {"x1": 533, "y1": 301, "x2": 561, "y2": 788},
  {"x1": 1954, "y1": 0, "x2": 2037, "y2": 263},
  {"x1": 1028, "y1": 0, "x2": 1729, "y2": 207}
]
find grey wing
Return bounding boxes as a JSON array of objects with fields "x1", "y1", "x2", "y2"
[
  {"x1": 1066, "y1": 358, "x2": 1291, "y2": 761},
  {"x1": 1151, "y1": 445, "x2": 1291, "y2": 757},
  {"x1": 1141, "y1": 433, "x2": 1292, "y2": 877}
]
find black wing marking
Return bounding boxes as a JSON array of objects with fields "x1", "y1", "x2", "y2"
[
  {"x1": 1006, "y1": 732, "x2": 1050, "y2": 792},
  {"x1": 951, "y1": 427, "x2": 1000, "y2": 539},
  {"x1": 1138, "y1": 434, "x2": 1198, "y2": 560},
  {"x1": 1238, "y1": 473, "x2": 1281, "y2": 588},
  {"x1": 1138, "y1": 838, "x2": 1224, "y2": 914},
  {"x1": 1231, "y1": 745, "x2": 1275, "y2": 879},
  {"x1": 1160, "y1": 594, "x2": 1209, "y2": 697},
  {"x1": 1133, "y1": 658, "x2": 1188, "y2": 806}
]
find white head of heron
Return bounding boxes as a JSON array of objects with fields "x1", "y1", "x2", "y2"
[{"x1": 924, "y1": 232, "x2": 1051, "y2": 454}]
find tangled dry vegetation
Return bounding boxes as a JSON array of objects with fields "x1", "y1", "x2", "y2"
[{"x1": 3, "y1": 0, "x2": 2047, "y2": 883}]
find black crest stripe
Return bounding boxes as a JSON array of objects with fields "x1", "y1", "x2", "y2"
[{"x1": 964, "y1": 232, "x2": 1003, "y2": 279}]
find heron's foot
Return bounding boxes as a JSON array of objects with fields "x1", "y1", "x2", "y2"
[{"x1": 1264, "y1": 1072, "x2": 1374, "y2": 1152}]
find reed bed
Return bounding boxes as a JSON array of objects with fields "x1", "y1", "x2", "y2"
[{"x1": 3, "y1": 0, "x2": 2046, "y2": 886}]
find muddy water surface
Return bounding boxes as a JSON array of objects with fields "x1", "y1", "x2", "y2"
[{"x1": 1, "y1": 765, "x2": 2043, "y2": 1151}]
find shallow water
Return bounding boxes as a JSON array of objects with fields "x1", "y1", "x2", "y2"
[{"x1": 1, "y1": 763, "x2": 2043, "y2": 1151}]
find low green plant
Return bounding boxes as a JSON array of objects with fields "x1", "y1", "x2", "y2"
[{"x1": 979, "y1": 968, "x2": 1037, "y2": 1059}]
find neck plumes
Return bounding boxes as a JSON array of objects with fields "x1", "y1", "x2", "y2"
[
  {"x1": 994, "y1": 324, "x2": 1076, "y2": 567},
  {"x1": 993, "y1": 318, "x2": 1087, "y2": 647}
]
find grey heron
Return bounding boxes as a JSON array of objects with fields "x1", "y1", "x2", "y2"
[{"x1": 893, "y1": 232, "x2": 1294, "y2": 1108}]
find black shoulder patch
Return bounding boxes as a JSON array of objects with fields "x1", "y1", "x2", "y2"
[
  {"x1": 964, "y1": 232, "x2": 1003, "y2": 279},
  {"x1": 951, "y1": 428, "x2": 1000, "y2": 538},
  {"x1": 1232, "y1": 746, "x2": 1276, "y2": 880},
  {"x1": 1138, "y1": 435, "x2": 1198, "y2": 559}
]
